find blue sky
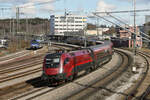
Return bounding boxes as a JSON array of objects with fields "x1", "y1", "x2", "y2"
[{"x1": 0, "y1": 0, "x2": 150, "y2": 25}]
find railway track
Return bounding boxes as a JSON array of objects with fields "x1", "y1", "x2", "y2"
[
  {"x1": 125, "y1": 51, "x2": 150, "y2": 100},
  {"x1": 0, "y1": 67, "x2": 42, "y2": 83},
  {"x1": 10, "y1": 84, "x2": 55, "y2": 100},
  {"x1": 0, "y1": 55, "x2": 44, "y2": 85},
  {"x1": 0, "y1": 44, "x2": 79, "y2": 100},
  {"x1": 1, "y1": 43, "x2": 148, "y2": 100},
  {"x1": 117, "y1": 48, "x2": 150, "y2": 100},
  {"x1": 0, "y1": 49, "x2": 111, "y2": 99},
  {"x1": 0, "y1": 77, "x2": 48, "y2": 100},
  {"x1": 0, "y1": 50, "x2": 30, "y2": 62},
  {"x1": 66, "y1": 49, "x2": 132, "y2": 100},
  {"x1": 0, "y1": 54, "x2": 44, "y2": 69},
  {"x1": 0, "y1": 59, "x2": 42, "y2": 75},
  {"x1": 140, "y1": 85, "x2": 150, "y2": 100},
  {"x1": 0, "y1": 42, "x2": 110, "y2": 100},
  {"x1": 0, "y1": 44, "x2": 74, "y2": 79},
  {"x1": 11, "y1": 49, "x2": 130, "y2": 100}
]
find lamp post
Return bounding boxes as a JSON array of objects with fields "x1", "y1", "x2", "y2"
[{"x1": 84, "y1": 23, "x2": 87, "y2": 47}]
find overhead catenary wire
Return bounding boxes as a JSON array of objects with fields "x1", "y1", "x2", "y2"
[
  {"x1": 94, "y1": 1, "x2": 150, "y2": 43},
  {"x1": 0, "y1": 0, "x2": 62, "y2": 14},
  {"x1": 93, "y1": 13, "x2": 150, "y2": 42},
  {"x1": 95, "y1": 9, "x2": 150, "y2": 14},
  {"x1": 18, "y1": 0, "x2": 61, "y2": 8},
  {"x1": 107, "y1": 13, "x2": 150, "y2": 39},
  {"x1": 0, "y1": 0, "x2": 62, "y2": 12},
  {"x1": 113, "y1": 14, "x2": 130, "y2": 25}
]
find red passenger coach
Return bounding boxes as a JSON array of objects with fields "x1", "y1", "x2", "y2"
[{"x1": 41, "y1": 41, "x2": 113, "y2": 83}]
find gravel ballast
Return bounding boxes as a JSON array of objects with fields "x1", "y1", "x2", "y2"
[{"x1": 29, "y1": 53, "x2": 121, "y2": 100}]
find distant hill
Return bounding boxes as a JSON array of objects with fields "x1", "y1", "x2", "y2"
[{"x1": 0, "y1": 18, "x2": 50, "y2": 36}]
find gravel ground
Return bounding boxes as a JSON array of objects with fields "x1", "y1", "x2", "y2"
[
  {"x1": 0, "y1": 50, "x2": 28, "y2": 60},
  {"x1": 0, "y1": 64, "x2": 42, "y2": 78},
  {"x1": 0, "y1": 46, "x2": 60, "y2": 89},
  {"x1": 84, "y1": 49, "x2": 146, "y2": 100},
  {"x1": 0, "y1": 45, "x2": 72, "y2": 84},
  {"x1": 0, "y1": 47, "x2": 47, "y2": 65},
  {"x1": 0, "y1": 66, "x2": 42, "y2": 88},
  {"x1": 24, "y1": 53, "x2": 121, "y2": 100}
]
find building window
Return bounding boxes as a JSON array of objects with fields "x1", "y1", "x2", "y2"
[
  {"x1": 60, "y1": 16, "x2": 65, "y2": 19},
  {"x1": 75, "y1": 17, "x2": 82, "y2": 19},
  {"x1": 75, "y1": 21, "x2": 82, "y2": 23},
  {"x1": 76, "y1": 25, "x2": 82, "y2": 26}
]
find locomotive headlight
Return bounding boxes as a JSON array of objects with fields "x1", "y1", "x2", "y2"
[{"x1": 59, "y1": 66, "x2": 63, "y2": 73}]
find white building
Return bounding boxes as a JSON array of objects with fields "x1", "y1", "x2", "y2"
[
  {"x1": 50, "y1": 14, "x2": 87, "y2": 35},
  {"x1": 86, "y1": 28, "x2": 109, "y2": 36}
]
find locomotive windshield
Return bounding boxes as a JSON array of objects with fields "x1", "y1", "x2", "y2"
[
  {"x1": 31, "y1": 40, "x2": 38, "y2": 44},
  {"x1": 45, "y1": 57, "x2": 60, "y2": 68},
  {"x1": 45, "y1": 53, "x2": 61, "y2": 68}
]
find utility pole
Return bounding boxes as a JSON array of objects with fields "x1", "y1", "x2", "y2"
[
  {"x1": 26, "y1": 16, "x2": 28, "y2": 41},
  {"x1": 65, "y1": 10, "x2": 69, "y2": 36},
  {"x1": 133, "y1": 0, "x2": 136, "y2": 55},
  {"x1": 16, "y1": 7, "x2": 20, "y2": 49},
  {"x1": 97, "y1": 17, "x2": 99, "y2": 36},
  {"x1": 84, "y1": 23, "x2": 87, "y2": 47},
  {"x1": 1, "y1": 8, "x2": 4, "y2": 37},
  {"x1": 132, "y1": 0, "x2": 137, "y2": 73},
  {"x1": 12, "y1": 17, "x2": 15, "y2": 40},
  {"x1": 16, "y1": 7, "x2": 20, "y2": 34},
  {"x1": 9, "y1": 18, "x2": 12, "y2": 36}
]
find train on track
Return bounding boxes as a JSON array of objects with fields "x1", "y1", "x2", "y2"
[
  {"x1": 66, "y1": 36, "x2": 99, "y2": 46},
  {"x1": 0, "y1": 39, "x2": 8, "y2": 49},
  {"x1": 41, "y1": 41, "x2": 113, "y2": 83},
  {"x1": 30, "y1": 39, "x2": 43, "y2": 50}
]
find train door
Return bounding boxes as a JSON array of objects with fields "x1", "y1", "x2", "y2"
[
  {"x1": 88, "y1": 48, "x2": 96, "y2": 70},
  {"x1": 63, "y1": 57, "x2": 76, "y2": 81},
  {"x1": 63, "y1": 57, "x2": 72, "y2": 76}
]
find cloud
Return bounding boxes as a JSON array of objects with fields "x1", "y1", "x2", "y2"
[
  {"x1": 18, "y1": 0, "x2": 55, "y2": 15},
  {"x1": 40, "y1": 3, "x2": 54, "y2": 11},
  {"x1": 30, "y1": 0, "x2": 55, "y2": 12},
  {"x1": 96, "y1": 0, "x2": 116, "y2": 12},
  {"x1": 19, "y1": 3, "x2": 36, "y2": 15},
  {"x1": 119, "y1": 0, "x2": 150, "y2": 4},
  {"x1": 29, "y1": 0, "x2": 54, "y2": 3},
  {"x1": 135, "y1": 0, "x2": 150, "y2": 4},
  {"x1": 0, "y1": 0, "x2": 28, "y2": 5}
]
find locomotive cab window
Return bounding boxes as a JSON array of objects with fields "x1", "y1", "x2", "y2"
[
  {"x1": 64, "y1": 58, "x2": 70, "y2": 65},
  {"x1": 45, "y1": 54, "x2": 60, "y2": 68}
]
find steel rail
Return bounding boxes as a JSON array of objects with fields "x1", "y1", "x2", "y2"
[
  {"x1": 0, "y1": 68, "x2": 42, "y2": 83},
  {"x1": 66, "y1": 49, "x2": 132, "y2": 100},
  {"x1": 0, "y1": 59, "x2": 42, "y2": 75},
  {"x1": 125, "y1": 51, "x2": 150, "y2": 100}
]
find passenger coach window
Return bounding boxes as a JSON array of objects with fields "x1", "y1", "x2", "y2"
[{"x1": 64, "y1": 58, "x2": 70, "y2": 65}]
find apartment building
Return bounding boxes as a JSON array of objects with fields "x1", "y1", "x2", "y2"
[{"x1": 50, "y1": 14, "x2": 87, "y2": 35}]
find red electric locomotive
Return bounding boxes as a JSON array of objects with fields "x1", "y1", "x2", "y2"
[{"x1": 41, "y1": 41, "x2": 113, "y2": 83}]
